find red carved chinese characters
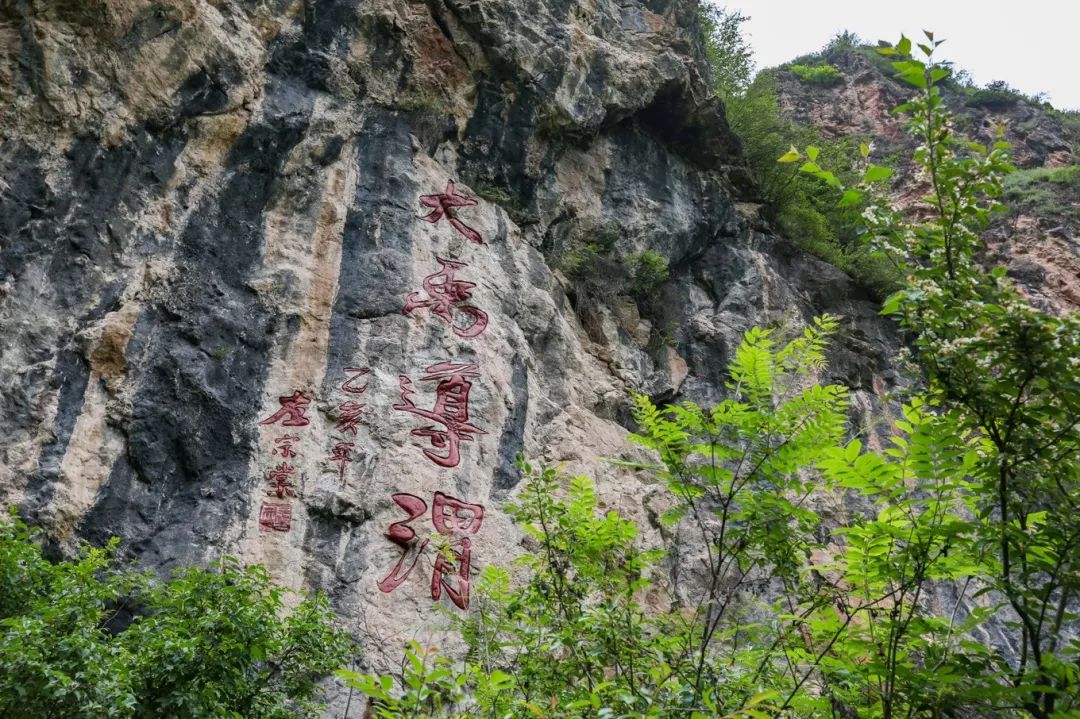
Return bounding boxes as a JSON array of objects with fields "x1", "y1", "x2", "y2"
[
  {"x1": 271, "y1": 434, "x2": 299, "y2": 457},
  {"x1": 335, "y1": 402, "x2": 365, "y2": 435},
  {"x1": 259, "y1": 502, "x2": 292, "y2": 532},
  {"x1": 340, "y1": 366, "x2": 370, "y2": 395},
  {"x1": 377, "y1": 492, "x2": 485, "y2": 610},
  {"x1": 403, "y1": 257, "x2": 489, "y2": 338},
  {"x1": 260, "y1": 390, "x2": 312, "y2": 427},
  {"x1": 329, "y1": 441, "x2": 354, "y2": 483},
  {"x1": 328, "y1": 367, "x2": 370, "y2": 485},
  {"x1": 375, "y1": 494, "x2": 429, "y2": 594},
  {"x1": 258, "y1": 390, "x2": 311, "y2": 533},
  {"x1": 418, "y1": 181, "x2": 483, "y2": 244},
  {"x1": 393, "y1": 362, "x2": 485, "y2": 468},
  {"x1": 267, "y1": 462, "x2": 297, "y2": 499}
]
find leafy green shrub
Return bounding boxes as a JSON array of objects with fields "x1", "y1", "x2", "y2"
[
  {"x1": 789, "y1": 63, "x2": 843, "y2": 87},
  {"x1": 779, "y1": 205, "x2": 902, "y2": 297},
  {"x1": 699, "y1": 5, "x2": 755, "y2": 98},
  {"x1": 623, "y1": 249, "x2": 670, "y2": 294},
  {"x1": 559, "y1": 222, "x2": 620, "y2": 279},
  {"x1": 557, "y1": 221, "x2": 626, "y2": 282},
  {"x1": 559, "y1": 244, "x2": 601, "y2": 277},
  {"x1": 823, "y1": 30, "x2": 862, "y2": 54},
  {"x1": 964, "y1": 79, "x2": 1026, "y2": 110},
  {"x1": 0, "y1": 516, "x2": 353, "y2": 719}
]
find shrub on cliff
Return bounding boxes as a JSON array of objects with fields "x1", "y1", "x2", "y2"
[
  {"x1": 789, "y1": 63, "x2": 844, "y2": 87},
  {"x1": 624, "y1": 249, "x2": 670, "y2": 295},
  {"x1": 0, "y1": 517, "x2": 353, "y2": 719}
]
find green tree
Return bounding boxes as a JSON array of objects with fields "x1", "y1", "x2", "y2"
[
  {"x1": 717, "y1": 63, "x2": 901, "y2": 297},
  {"x1": 337, "y1": 312, "x2": 1015, "y2": 718},
  {"x1": 0, "y1": 516, "x2": 353, "y2": 719},
  {"x1": 700, "y1": 5, "x2": 755, "y2": 98},
  {"x1": 341, "y1": 316, "x2": 890, "y2": 718},
  {"x1": 793, "y1": 33, "x2": 1080, "y2": 718}
]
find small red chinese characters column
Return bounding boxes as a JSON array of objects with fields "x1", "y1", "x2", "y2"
[
  {"x1": 327, "y1": 367, "x2": 369, "y2": 486},
  {"x1": 376, "y1": 492, "x2": 485, "y2": 610},
  {"x1": 257, "y1": 390, "x2": 312, "y2": 533}
]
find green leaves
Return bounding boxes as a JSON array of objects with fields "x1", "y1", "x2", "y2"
[
  {"x1": 838, "y1": 188, "x2": 863, "y2": 207},
  {"x1": 862, "y1": 164, "x2": 893, "y2": 184},
  {"x1": 777, "y1": 145, "x2": 802, "y2": 163},
  {"x1": 803, "y1": 28, "x2": 1080, "y2": 716},
  {"x1": 0, "y1": 516, "x2": 352, "y2": 719},
  {"x1": 798, "y1": 161, "x2": 843, "y2": 189}
]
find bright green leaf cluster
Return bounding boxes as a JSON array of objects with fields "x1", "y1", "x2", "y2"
[{"x1": 0, "y1": 515, "x2": 354, "y2": 719}]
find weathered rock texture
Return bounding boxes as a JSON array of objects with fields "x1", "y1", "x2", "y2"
[{"x1": 0, "y1": 0, "x2": 899, "y2": 699}]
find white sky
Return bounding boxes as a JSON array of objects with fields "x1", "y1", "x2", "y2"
[{"x1": 713, "y1": 0, "x2": 1080, "y2": 111}]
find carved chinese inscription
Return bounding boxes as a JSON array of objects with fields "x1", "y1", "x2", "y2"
[
  {"x1": 258, "y1": 389, "x2": 311, "y2": 533},
  {"x1": 259, "y1": 502, "x2": 293, "y2": 532},
  {"x1": 329, "y1": 441, "x2": 355, "y2": 481},
  {"x1": 260, "y1": 390, "x2": 312, "y2": 427},
  {"x1": 328, "y1": 367, "x2": 369, "y2": 485},
  {"x1": 393, "y1": 362, "x2": 485, "y2": 468},
  {"x1": 266, "y1": 462, "x2": 297, "y2": 499},
  {"x1": 404, "y1": 257, "x2": 489, "y2": 338},
  {"x1": 377, "y1": 492, "x2": 485, "y2": 610},
  {"x1": 271, "y1": 434, "x2": 298, "y2": 458},
  {"x1": 418, "y1": 181, "x2": 483, "y2": 244}
]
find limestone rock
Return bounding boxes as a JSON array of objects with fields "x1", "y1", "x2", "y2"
[{"x1": 0, "y1": 0, "x2": 899, "y2": 705}]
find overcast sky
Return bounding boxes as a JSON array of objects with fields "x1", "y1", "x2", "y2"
[{"x1": 713, "y1": 0, "x2": 1080, "y2": 111}]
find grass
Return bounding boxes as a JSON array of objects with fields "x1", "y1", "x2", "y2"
[{"x1": 1002, "y1": 165, "x2": 1080, "y2": 220}]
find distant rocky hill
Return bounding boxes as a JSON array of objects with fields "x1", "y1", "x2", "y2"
[{"x1": 771, "y1": 42, "x2": 1080, "y2": 313}]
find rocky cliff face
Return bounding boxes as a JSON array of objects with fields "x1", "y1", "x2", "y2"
[
  {"x1": 773, "y1": 47, "x2": 1080, "y2": 314},
  {"x1": 0, "y1": 0, "x2": 898, "y2": 692}
]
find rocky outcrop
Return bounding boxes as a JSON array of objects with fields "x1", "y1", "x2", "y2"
[
  {"x1": 0, "y1": 0, "x2": 899, "y2": 701},
  {"x1": 774, "y1": 47, "x2": 1080, "y2": 314}
]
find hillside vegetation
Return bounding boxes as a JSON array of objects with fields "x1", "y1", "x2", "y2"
[{"x1": 711, "y1": 17, "x2": 1080, "y2": 311}]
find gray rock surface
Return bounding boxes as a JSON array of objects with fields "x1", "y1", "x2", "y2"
[{"x1": 0, "y1": 0, "x2": 900, "y2": 694}]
